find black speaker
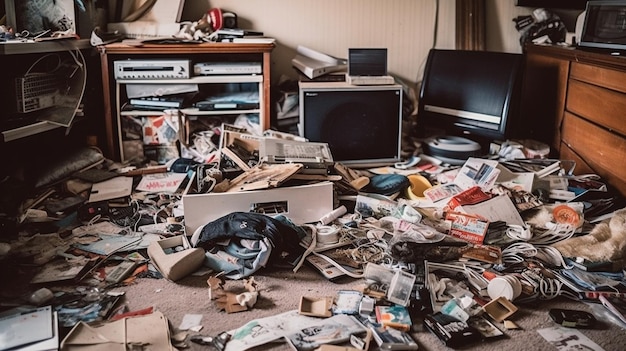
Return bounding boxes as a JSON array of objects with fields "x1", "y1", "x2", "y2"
[{"x1": 298, "y1": 82, "x2": 403, "y2": 168}]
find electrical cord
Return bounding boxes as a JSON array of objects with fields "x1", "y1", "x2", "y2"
[
  {"x1": 502, "y1": 242, "x2": 538, "y2": 265},
  {"x1": 506, "y1": 224, "x2": 532, "y2": 241},
  {"x1": 529, "y1": 222, "x2": 576, "y2": 245}
]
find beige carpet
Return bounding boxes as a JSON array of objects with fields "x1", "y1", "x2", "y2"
[{"x1": 115, "y1": 264, "x2": 626, "y2": 351}]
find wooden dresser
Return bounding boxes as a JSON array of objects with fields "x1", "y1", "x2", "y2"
[{"x1": 521, "y1": 44, "x2": 626, "y2": 197}]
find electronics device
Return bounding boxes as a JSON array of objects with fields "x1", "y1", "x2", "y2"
[
  {"x1": 193, "y1": 62, "x2": 262, "y2": 75},
  {"x1": 417, "y1": 49, "x2": 523, "y2": 155},
  {"x1": 578, "y1": 1, "x2": 626, "y2": 52},
  {"x1": 291, "y1": 45, "x2": 347, "y2": 79},
  {"x1": 423, "y1": 136, "x2": 482, "y2": 165},
  {"x1": 549, "y1": 308, "x2": 597, "y2": 328},
  {"x1": 299, "y1": 81, "x2": 402, "y2": 168},
  {"x1": 259, "y1": 138, "x2": 334, "y2": 175},
  {"x1": 15, "y1": 73, "x2": 62, "y2": 113},
  {"x1": 346, "y1": 48, "x2": 395, "y2": 86},
  {"x1": 194, "y1": 91, "x2": 259, "y2": 111},
  {"x1": 114, "y1": 59, "x2": 191, "y2": 80}
]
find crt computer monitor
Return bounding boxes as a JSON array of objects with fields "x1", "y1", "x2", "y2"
[{"x1": 417, "y1": 49, "x2": 523, "y2": 149}]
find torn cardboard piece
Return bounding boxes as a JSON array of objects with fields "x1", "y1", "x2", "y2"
[
  {"x1": 61, "y1": 310, "x2": 174, "y2": 351},
  {"x1": 208, "y1": 276, "x2": 260, "y2": 314}
]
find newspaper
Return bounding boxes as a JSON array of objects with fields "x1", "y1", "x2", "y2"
[{"x1": 224, "y1": 310, "x2": 322, "y2": 351}]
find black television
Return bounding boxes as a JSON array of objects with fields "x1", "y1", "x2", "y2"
[
  {"x1": 299, "y1": 81, "x2": 403, "y2": 168},
  {"x1": 417, "y1": 49, "x2": 523, "y2": 154}
]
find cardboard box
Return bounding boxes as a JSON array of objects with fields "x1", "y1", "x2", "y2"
[
  {"x1": 299, "y1": 296, "x2": 333, "y2": 317},
  {"x1": 182, "y1": 181, "x2": 335, "y2": 235},
  {"x1": 147, "y1": 235, "x2": 205, "y2": 281}
]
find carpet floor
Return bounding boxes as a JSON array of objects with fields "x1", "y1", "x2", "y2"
[{"x1": 115, "y1": 264, "x2": 626, "y2": 351}]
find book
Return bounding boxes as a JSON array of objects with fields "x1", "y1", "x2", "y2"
[
  {"x1": 599, "y1": 295, "x2": 626, "y2": 325},
  {"x1": 375, "y1": 304, "x2": 413, "y2": 332}
]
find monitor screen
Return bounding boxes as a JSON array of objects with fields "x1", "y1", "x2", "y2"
[
  {"x1": 299, "y1": 82, "x2": 402, "y2": 168},
  {"x1": 417, "y1": 49, "x2": 523, "y2": 147},
  {"x1": 348, "y1": 48, "x2": 388, "y2": 76},
  {"x1": 579, "y1": 1, "x2": 626, "y2": 51}
]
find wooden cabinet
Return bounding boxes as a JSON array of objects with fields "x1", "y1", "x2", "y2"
[
  {"x1": 522, "y1": 44, "x2": 626, "y2": 197},
  {"x1": 98, "y1": 42, "x2": 274, "y2": 162}
]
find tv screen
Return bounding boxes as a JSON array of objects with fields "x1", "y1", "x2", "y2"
[
  {"x1": 579, "y1": 1, "x2": 626, "y2": 52},
  {"x1": 299, "y1": 82, "x2": 402, "y2": 168},
  {"x1": 417, "y1": 49, "x2": 523, "y2": 147}
]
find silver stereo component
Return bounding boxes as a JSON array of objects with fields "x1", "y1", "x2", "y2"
[
  {"x1": 114, "y1": 59, "x2": 191, "y2": 80},
  {"x1": 194, "y1": 62, "x2": 262, "y2": 75}
]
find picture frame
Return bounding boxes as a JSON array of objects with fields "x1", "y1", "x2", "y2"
[{"x1": 5, "y1": 0, "x2": 76, "y2": 35}]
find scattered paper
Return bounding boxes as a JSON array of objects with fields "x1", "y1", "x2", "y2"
[
  {"x1": 537, "y1": 326, "x2": 605, "y2": 351},
  {"x1": 178, "y1": 314, "x2": 203, "y2": 331},
  {"x1": 136, "y1": 173, "x2": 188, "y2": 193}
]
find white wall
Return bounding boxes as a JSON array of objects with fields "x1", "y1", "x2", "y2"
[
  {"x1": 183, "y1": 0, "x2": 455, "y2": 87},
  {"x1": 179, "y1": 0, "x2": 582, "y2": 86}
]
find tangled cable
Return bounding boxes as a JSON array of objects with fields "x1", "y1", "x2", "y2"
[
  {"x1": 502, "y1": 242, "x2": 538, "y2": 265},
  {"x1": 529, "y1": 222, "x2": 576, "y2": 245}
]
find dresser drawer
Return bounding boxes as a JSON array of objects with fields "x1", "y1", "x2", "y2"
[
  {"x1": 561, "y1": 111, "x2": 626, "y2": 196},
  {"x1": 570, "y1": 61, "x2": 626, "y2": 94},
  {"x1": 566, "y1": 79, "x2": 626, "y2": 136}
]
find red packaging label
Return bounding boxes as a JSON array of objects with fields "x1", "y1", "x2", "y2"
[{"x1": 445, "y1": 211, "x2": 489, "y2": 244}]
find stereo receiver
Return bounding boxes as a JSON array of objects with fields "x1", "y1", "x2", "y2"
[
  {"x1": 114, "y1": 59, "x2": 191, "y2": 80},
  {"x1": 194, "y1": 62, "x2": 262, "y2": 75}
]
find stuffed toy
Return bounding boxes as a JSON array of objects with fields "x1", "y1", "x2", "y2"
[
  {"x1": 552, "y1": 208, "x2": 626, "y2": 265},
  {"x1": 176, "y1": 8, "x2": 224, "y2": 41}
]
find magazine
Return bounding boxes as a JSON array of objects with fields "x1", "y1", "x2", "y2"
[
  {"x1": 225, "y1": 310, "x2": 322, "y2": 351},
  {"x1": 285, "y1": 314, "x2": 367, "y2": 351}
]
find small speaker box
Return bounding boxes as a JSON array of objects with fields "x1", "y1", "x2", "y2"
[{"x1": 298, "y1": 81, "x2": 403, "y2": 168}]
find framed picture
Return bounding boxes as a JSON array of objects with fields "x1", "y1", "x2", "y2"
[{"x1": 5, "y1": 0, "x2": 75, "y2": 35}]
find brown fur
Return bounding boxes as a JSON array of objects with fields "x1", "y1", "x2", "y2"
[{"x1": 552, "y1": 208, "x2": 626, "y2": 263}]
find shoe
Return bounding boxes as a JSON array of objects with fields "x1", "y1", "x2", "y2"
[{"x1": 90, "y1": 26, "x2": 123, "y2": 46}]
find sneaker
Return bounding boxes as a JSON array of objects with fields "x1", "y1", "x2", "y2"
[{"x1": 90, "y1": 26, "x2": 123, "y2": 46}]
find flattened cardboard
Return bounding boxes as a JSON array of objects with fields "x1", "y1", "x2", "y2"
[{"x1": 61, "y1": 310, "x2": 173, "y2": 351}]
